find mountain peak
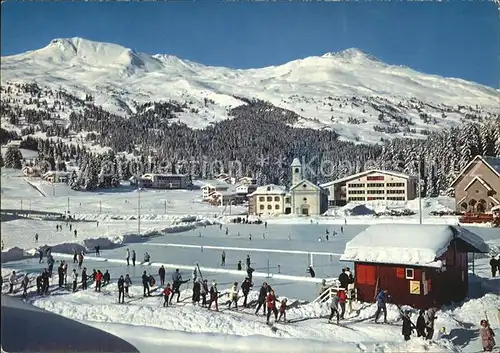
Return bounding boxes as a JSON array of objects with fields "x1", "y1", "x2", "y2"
[{"x1": 322, "y1": 48, "x2": 381, "y2": 63}]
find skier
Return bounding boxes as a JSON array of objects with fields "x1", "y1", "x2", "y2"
[
  {"x1": 103, "y1": 270, "x2": 110, "y2": 286},
  {"x1": 192, "y1": 267, "x2": 197, "y2": 282},
  {"x1": 39, "y1": 249, "x2": 43, "y2": 264},
  {"x1": 338, "y1": 289, "x2": 347, "y2": 319},
  {"x1": 208, "y1": 280, "x2": 219, "y2": 311},
  {"x1": 339, "y1": 268, "x2": 349, "y2": 290},
  {"x1": 143, "y1": 252, "x2": 151, "y2": 264},
  {"x1": 35, "y1": 233, "x2": 39, "y2": 243},
  {"x1": 21, "y1": 275, "x2": 29, "y2": 298},
  {"x1": 225, "y1": 227, "x2": 228, "y2": 235},
  {"x1": 142, "y1": 271, "x2": 150, "y2": 297},
  {"x1": 74, "y1": 229, "x2": 77, "y2": 238},
  {"x1": 71, "y1": 269, "x2": 78, "y2": 292},
  {"x1": 266, "y1": 289, "x2": 278, "y2": 324},
  {"x1": 158, "y1": 265, "x2": 166, "y2": 286},
  {"x1": 241, "y1": 277, "x2": 253, "y2": 307},
  {"x1": 201, "y1": 279, "x2": 209, "y2": 307},
  {"x1": 479, "y1": 319, "x2": 496, "y2": 352},
  {"x1": 163, "y1": 283, "x2": 172, "y2": 307},
  {"x1": 95, "y1": 270, "x2": 103, "y2": 292},
  {"x1": 328, "y1": 293, "x2": 340, "y2": 324},
  {"x1": 81, "y1": 267, "x2": 88, "y2": 290},
  {"x1": 41, "y1": 269, "x2": 49, "y2": 294},
  {"x1": 278, "y1": 298, "x2": 287, "y2": 322},
  {"x1": 170, "y1": 269, "x2": 187, "y2": 304},
  {"x1": 246, "y1": 266, "x2": 255, "y2": 282},
  {"x1": 255, "y1": 282, "x2": 268, "y2": 316},
  {"x1": 148, "y1": 274, "x2": 156, "y2": 287},
  {"x1": 78, "y1": 251, "x2": 84, "y2": 269},
  {"x1": 117, "y1": 275, "x2": 125, "y2": 304},
  {"x1": 132, "y1": 250, "x2": 136, "y2": 266},
  {"x1": 246, "y1": 255, "x2": 251, "y2": 269},
  {"x1": 126, "y1": 248, "x2": 130, "y2": 266},
  {"x1": 58, "y1": 263, "x2": 64, "y2": 288},
  {"x1": 416, "y1": 309, "x2": 426, "y2": 337},
  {"x1": 341, "y1": 226, "x2": 344, "y2": 233},
  {"x1": 262, "y1": 233, "x2": 265, "y2": 240},
  {"x1": 490, "y1": 256, "x2": 498, "y2": 277},
  {"x1": 424, "y1": 304, "x2": 439, "y2": 339},
  {"x1": 94, "y1": 245, "x2": 100, "y2": 256},
  {"x1": 307, "y1": 266, "x2": 315, "y2": 278},
  {"x1": 73, "y1": 249, "x2": 77, "y2": 263},
  {"x1": 402, "y1": 310, "x2": 414, "y2": 341},
  {"x1": 36, "y1": 274, "x2": 43, "y2": 295},
  {"x1": 221, "y1": 251, "x2": 226, "y2": 266},
  {"x1": 192, "y1": 279, "x2": 201, "y2": 305},
  {"x1": 124, "y1": 274, "x2": 132, "y2": 297},
  {"x1": 47, "y1": 255, "x2": 55, "y2": 276},
  {"x1": 249, "y1": 234, "x2": 252, "y2": 241},
  {"x1": 69, "y1": 224, "x2": 72, "y2": 231},
  {"x1": 228, "y1": 282, "x2": 239, "y2": 309},
  {"x1": 237, "y1": 261, "x2": 242, "y2": 271},
  {"x1": 374, "y1": 289, "x2": 389, "y2": 324},
  {"x1": 63, "y1": 261, "x2": 68, "y2": 285},
  {"x1": 8, "y1": 271, "x2": 17, "y2": 294}
]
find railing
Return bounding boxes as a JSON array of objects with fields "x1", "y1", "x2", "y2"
[{"x1": 312, "y1": 285, "x2": 358, "y2": 306}]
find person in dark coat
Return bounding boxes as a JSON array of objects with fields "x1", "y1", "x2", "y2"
[
  {"x1": 237, "y1": 261, "x2": 242, "y2": 271},
  {"x1": 142, "y1": 271, "x2": 150, "y2": 297},
  {"x1": 374, "y1": 289, "x2": 389, "y2": 323},
  {"x1": 490, "y1": 256, "x2": 498, "y2": 277},
  {"x1": 338, "y1": 268, "x2": 349, "y2": 289},
  {"x1": 158, "y1": 265, "x2": 166, "y2": 286},
  {"x1": 254, "y1": 282, "x2": 268, "y2": 315},
  {"x1": 246, "y1": 267, "x2": 255, "y2": 282},
  {"x1": 132, "y1": 250, "x2": 136, "y2": 266},
  {"x1": 117, "y1": 275, "x2": 125, "y2": 303},
  {"x1": 307, "y1": 266, "x2": 316, "y2": 278},
  {"x1": 208, "y1": 281, "x2": 219, "y2": 311},
  {"x1": 103, "y1": 270, "x2": 110, "y2": 286},
  {"x1": 57, "y1": 263, "x2": 64, "y2": 288},
  {"x1": 416, "y1": 309, "x2": 426, "y2": 337},
  {"x1": 81, "y1": 268, "x2": 88, "y2": 290},
  {"x1": 201, "y1": 279, "x2": 209, "y2": 307},
  {"x1": 36, "y1": 274, "x2": 43, "y2": 295},
  {"x1": 41, "y1": 269, "x2": 50, "y2": 294},
  {"x1": 39, "y1": 249, "x2": 43, "y2": 264},
  {"x1": 402, "y1": 310, "x2": 414, "y2": 341},
  {"x1": 241, "y1": 277, "x2": 253, "y2": 307},
  {"x1": 192, "y1": 279, "x2": 201, "y2": 305}
]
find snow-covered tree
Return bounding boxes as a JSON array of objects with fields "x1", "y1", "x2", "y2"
[{"x1": 4, "y1": 146, "x2": 22, "y2": 169}]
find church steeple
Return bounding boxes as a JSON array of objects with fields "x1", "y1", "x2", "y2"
[{"x1": 291, "y1": 158, "x2": 302, "y2": 186}]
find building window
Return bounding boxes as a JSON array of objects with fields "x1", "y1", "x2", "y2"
[
  {"x1": 267, "y1": 205, "x2": 272, "y2": 210},
  {"x1": 294, "y1": 168, "x2": 300, "y2": 173},
  {"x1": 267, "y1": 186, "x2": 271, "y2": 191},
  {"x1": 405, "y1": 268, "x2": 414, "y2": 280},
  {"x1": 259, "y1": 197, "x2": 265, "y2": 202},
  {"x1": 348, "y1": 183, "x2": 365, "y2": 188},
  {"x1": 367, "y1": 176, "x2": 384, "y2": 181},
  {"x1": 275, "y1": 204, "x2": 280, "y2": 210},
  {"x1": 285, "y1": 197, "x2": 291, "y2": 203},
  {"x1": 267, "y1": 196, "x2": 272, "y2": 202},
  {"x1": 303, "y1": 184, "x2": 307, "y2": 188},
  {"x1": 274, "y1": 196, "x2": 280, "y2": 202},
  {"x1": 387, "y1": 183, "x2": 405, "y2": 187},
  {"x1": 259, "y1": 205, "x2": 264, "y2": 210},
  {"x1": 303, "y1": 197, "x2": 307, "y2": 202},
  {"x1": 367, "y1": 183, "x2": 384, "y2": 188},
  {"x1": 475, "y1": 189, "x2": 479, "y2": 194}
]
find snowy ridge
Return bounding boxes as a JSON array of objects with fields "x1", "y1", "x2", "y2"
[{"x1": 2, "y1": 37, "x2": 499, "y2": 143}]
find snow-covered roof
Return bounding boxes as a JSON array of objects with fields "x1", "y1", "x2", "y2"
[
  {"x1": 291, "y1": 158, "x2": 302, "y2": 167},
  {"x1": 248, "y1": 184, "x2": 287, "y2": 196},
  {"x1": 289, "y1": 179, "x2": 321, "y2": 191},
  {"x1": 464, "y1": 176, "x2": 493, "y2": 192},
  {"x1": 451, "y1": 155, "x2": 500, "y2": 187},
  {"x1": 340, "y1": 224, "x2": 489, "y2": 268},
  {"x1": 42, "y1": 171, "x2": 70, "y2": 177},
  {"x1": 199, "y1": 179, "x2": 230, "y2": 188},
  {"x1": 320, "y1": 170, "x2": 415, "y2": 188}
]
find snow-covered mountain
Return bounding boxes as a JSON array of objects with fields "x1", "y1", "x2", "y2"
[{"x1": 1, "y1": 37, "x2": 498, "y2": 143}]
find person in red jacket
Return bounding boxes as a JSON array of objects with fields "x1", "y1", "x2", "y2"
[
  {"x1": 163, "y1": 283, "x2": 172, "y2": 307},
  {"x1": 266, "y1": 289, "x2": 278, "y2": 324},
  {"x1": 278, "y1": 298, "x2": 287, "y2": 323},
  {"x1": 338, "y1": 289, "x2": 347, "y2": 319},
  {"x1": 95, "y1": 270, "x2": 103, "y2": 292}
]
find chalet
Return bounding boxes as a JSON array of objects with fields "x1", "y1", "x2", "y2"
[
  {"x1": 238, "y1": 177, "x2": 257, "y2": 186},
  {"x1": 210, "y1": 190, "x2": 238, "y2": 206},
  {"x1": 234, "y1": 183, "x2": 257, "y2": 201},
  {"x1": 320, "y1": 170, "x2": 418, "y2": 207},
  {"x1": 451, "y1": 155, "x2": 500, "y2": 213},
  {"x1": 22, "y1": 166, "x2": 42, "y2": 177},
  {"x1": 140, "y1": 173, "x2": 191, "y2": 189},
  {"x1": 215, "y1": 173, "x2": 233, "y2": 184},
  {"x1": 340, "y1": 224, "x2": 489, "y2": 309},
  {"x1": 201, "y1": 180, "x2": 230, "y2": 200},
  {"x1": 42, "y1": 171, "x2": 70, "y2": 183}
]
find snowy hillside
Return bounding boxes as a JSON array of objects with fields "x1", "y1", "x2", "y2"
[{"x1": 1, "y1": 37, "x2": 498, "y2": 143}]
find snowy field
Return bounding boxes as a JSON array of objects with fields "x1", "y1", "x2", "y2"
[{"x1": 1, "y1": 167, "x2": 500, "y2": 352}]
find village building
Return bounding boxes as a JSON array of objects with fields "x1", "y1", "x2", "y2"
[
  {"x1": 450, "y1": 155, "x2": 500, "y2": 213},
  {"x1": 340, "y1": 224, "x2": 489, "y2": 309},
  {"x1": 201, "y1": 180, "x2": 231, "y2": 200},
  {"x1": 42, "y1": 171, "x2": 70, "y2": 183},
  {"x1": 320, "y1": 170, "x2": 418, "y2": 207},
  {"x1": 135, "y1": 173, "x2": 191, "y2": 189},
  {"x1": 22, "y1": 166, "x2": 42, "y2": 177},
  {"x1": 248, "y1": 158, "x2": 328, "y2": 216}
]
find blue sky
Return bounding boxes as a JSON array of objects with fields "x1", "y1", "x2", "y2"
[{"x1": 1, "y1": 1, "x2": 498, "y2": 88}]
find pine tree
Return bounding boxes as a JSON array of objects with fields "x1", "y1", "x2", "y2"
[
  {"x1": 4, "y1": 146, "x2": 23, "y2": 169},
  {"x1": 0, "y1": 153, "x2": 4, "y2": 168}
]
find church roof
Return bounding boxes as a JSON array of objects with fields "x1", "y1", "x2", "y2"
[{"x1": 291, "y1": 158, "x2": 302, "y2": 167}]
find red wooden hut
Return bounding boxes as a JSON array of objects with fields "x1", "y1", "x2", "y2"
[{"x1": 340, "y1": 224, "x2": 490, "y2": 309}]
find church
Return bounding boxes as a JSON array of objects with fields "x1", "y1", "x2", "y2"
[{"x1": 248, "y1": 158, "x2": 329, "y2": 216}]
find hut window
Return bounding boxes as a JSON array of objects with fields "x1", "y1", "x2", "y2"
[
  {"x1": 356, "y1": 264, "x2": 376, "y2": 285},
  {"x1": 405, "y1": 268, "x2": 414, "y2": 280}
]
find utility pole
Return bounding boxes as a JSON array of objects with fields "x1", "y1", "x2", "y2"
[
  {"x1": 138, "y1": 187, "x2": 141, "y2": 236},
  {"x1": 99, "y1": 200, "x2": 102, "y2": 215},
  {"x1": 52, "y1": 183, "x2": 55, "y2": 196},
  {"x1": 418, "y1": 158, "x2": 423, "y2": 225},
  {"x1": 67, "y1": 197, "x2": 70, "y2": 215},
  {"x1": 21, "y1": 199, "x2": 23, "y2": 211},
  {"x1": 165, "y1": 200, "x2": 167, "y2": 215}
]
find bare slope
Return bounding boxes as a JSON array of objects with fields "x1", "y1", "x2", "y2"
[{"x1": 1, "y1": 37, "x2": 498, "y2": 143}]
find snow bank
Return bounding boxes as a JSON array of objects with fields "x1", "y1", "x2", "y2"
[{"x1": 0, "y1": 247, "x2": 34, "y2": 263}]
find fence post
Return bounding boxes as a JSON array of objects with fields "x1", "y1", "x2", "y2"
[
  {"x1": 278, "y1": 264, "x2": 280, "y2": 274},
  {"x1": 267, "y1": 259, "x2": 270, "y2": 278},
  {"x1": 201, "y1": 245, "x2": 203, "y2": 253}
]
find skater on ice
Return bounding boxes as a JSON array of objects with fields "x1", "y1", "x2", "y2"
[
  {"x1": 158, "y1": 265, "x2": 166, "y2": 285},
  {"x1": 221, "y1": 251, "x2": 226, "y2": 266},
  {"x1": 132, "y1": 250, "x2": 137, "y2": 266},
  {"x1": 237, "y1": 261, "x2": 242, "y2": 271},
  {"x1": 126, "y1": 248, "x2": 130, "y2": 266}
]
